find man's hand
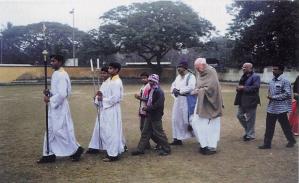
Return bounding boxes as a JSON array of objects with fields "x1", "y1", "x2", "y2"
[
  {"x1": 43, "y1": 89, "x2": 50, "y2": 96},
  {"x1": 172, "y1": 88, "x2": 180, "y2": 97},
  {"x1": 94, "y1": 91, "x2": 103, "y2": 101},
  {"x1": 142, "y1": 106, "x2": 148, "y2": 111},
  {"x1": 96, "y1": 91, "x2": 102, "y2": 96},
  {"x1": 236, "y1": 85, "x2": 244, "y2": 91},
  {"x1": 44, "y1": 96, "x2": 50, "y2": 103},
  {"x1": 95, "y1": 91, "x2": 103, "y2": 101},
  {"x1": 134, "y1": 93, "x2": 141, "y2": 100},
  {"x1": 191, "y1": 88, "x2": 200, "y2": 95},
  {"x1": 267, "y1": 95, "x2": 273, "y2": 100}
]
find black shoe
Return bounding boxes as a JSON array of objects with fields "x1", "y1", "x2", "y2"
[
  {"x1": 85, "y1": 148, "x2": 100, "y2": 154},
  {"x1": 286, "y1": 141, "x2": 296, "y2": 148},
  {"x1": 158, "y1": 149, "x2": 170, "y2": 156},
  {"x1": 71, "y1": 146, "x2": 84, "y2": 162},
  {"x1": 154, "y1": 144, "x2": 161, "y2": 151},
  {"x1": 258, "y1": 145, "x2": 271, "y2": 149},
  {"x1": 37, "y1": 154, "x2": 56, "y2": 164},
  {"x1": 102, "y1": 155, "x2": 119, "y2": 162},
  {"x1": 145, "y1": 143, "x2": 151, "y2": 150},
  {"x1": 124, "y1": 145, "x2": 128, "y2": 152},
  {"x1": 131, "y1": 150, "x2": 144, "y2": 156},
  {"x1": 244, "y1": 137, "x2": 255, "y2": 142},
  {"x1": 199, "y1": 147, "x2": 208, "y2": 155},
  {"x1": 204, "y1": 149, "x2": 216, "y2": 155},
  {"x1": 169, "y1": 139, "x2": 183, "y2": 146}
]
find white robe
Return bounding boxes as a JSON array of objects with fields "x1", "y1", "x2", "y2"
[
  {"x1": 170, "y1": 73, "x2": 196, "y2": 140},
  {"x1": 43, "y1": 68, "x2": 80, "y2": 156},
  {"x1": 191, "y1": 100, "x2": 221, "y2": 149},
  {"x1": 88, "y1": 79, "x2": 109, "y2": 150},
  {"x1": 99, "y1": 75, "x2": 125, "y2": 157}
]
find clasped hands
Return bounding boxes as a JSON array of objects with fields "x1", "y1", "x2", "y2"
[
  {"x1": 95, "y1": 91, "x2": 103, "y2": 101},
  {"x1": 172, "y1": 88, "x2": 180, "y2": 97}
]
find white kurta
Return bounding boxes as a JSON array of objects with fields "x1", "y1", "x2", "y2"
[
  {"x1": 88, "y1": 79, "x2": 109, "y2": 150},
  {"x1": 100, "y1": 75, "x2": 125, "y2": 157},
  {"x1": 43, "y1": 68, "x2": 80, "y2": 156},
  {"x1": 170, "y1": 73, "x2": 196, "y2": 140},
  {"x1": 191, "y1": 100, "x2": 221, "y2": 149}
]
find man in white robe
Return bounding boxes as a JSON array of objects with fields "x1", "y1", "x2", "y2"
[
  {"x1": 97, "y1": 62, "x2": 126, "y2": 162},
  {"x1": 170, "y1": 61, "x2": 196, "y2": 145},
  {"x1": 191, "y1": 58, "x2": 223, "y2": 155},
  {"x1": 37, "y1": 55, "x2": 83, "y2": 163},
  {"x1": 86, "y1": 66, "x2": 110, "y2": 154}
]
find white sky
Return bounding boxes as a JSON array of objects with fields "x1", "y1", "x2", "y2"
[{"x1": 0, "y1": 0, "x2": 233, "y2": 35}]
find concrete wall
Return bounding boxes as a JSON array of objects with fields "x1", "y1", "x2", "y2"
[
  {"x1": 0, "y1": 66, "x2": 176, "y2": 84},
  {"x1": 0, "y1": 66, "x2": 298, "y2": 84}
]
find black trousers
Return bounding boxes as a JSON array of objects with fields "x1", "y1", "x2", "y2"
[
  {"x1": 140, "y1": 116, "x2": 159, "y2": 147},
  {"x1": 263, "y1": 112, "x2": 296, "y2": 146},
  {"x1": 137, "y1": 118, "x2": 170, "y2": 152}
]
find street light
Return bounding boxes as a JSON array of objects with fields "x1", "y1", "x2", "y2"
[
  {"x1": 0, "y1": 31, "x2": 3, "y2": 64},
  {"x1": 69, "y1": 8, "x2": 75, "y2": 66},
  {"x1": 0, "y1": 36, "x2": 2, "y2": 64}
]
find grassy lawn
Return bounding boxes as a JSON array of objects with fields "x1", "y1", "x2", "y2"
[{"x1": 0, "y1": 83, "x2": 297, "y2": 183}]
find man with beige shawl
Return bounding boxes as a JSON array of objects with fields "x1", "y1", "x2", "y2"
[{"x1": 191, "y1": 58, "x2": 223, "y2": 155}]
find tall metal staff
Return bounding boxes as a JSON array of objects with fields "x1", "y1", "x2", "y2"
[
  {"x1": 90, "y1": 59, "x2": 97, "y2": 94},
  {"x1": 42, "y1": 23, "x2": 49, "y2": 154},
  {"x1": 90, "y1": 58, "x2": 103, "y2": 147},
  {"x1": 96, "y1": 58, "x2": 102, "y2": 148}
]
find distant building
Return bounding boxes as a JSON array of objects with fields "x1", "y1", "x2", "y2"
[{"x1": 65, "y1": 58, "x2": 78, "y2": 66}]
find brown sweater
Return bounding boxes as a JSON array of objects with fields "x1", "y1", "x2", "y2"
[{"x1": 195, "y1": 66, "x2": 223, "y2": 119}]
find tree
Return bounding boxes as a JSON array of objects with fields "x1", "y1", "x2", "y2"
[
  {"x1": 1, "y1": 22, "x2": 88, "y2": 65},
  {"x1": 98, "y1": 1, "x2": 215, "y2": 72},
  {"x1": 76, "y1": 28, "x2": 119, "y2": 66},
  {"x1": 227, "y1": 1, "x2": 299, "y2": 69}
]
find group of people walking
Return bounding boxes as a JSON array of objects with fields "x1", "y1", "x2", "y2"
[
  {"x1": 234, "y1": 63, "x2": 298, "y2": 149},
  {"x1": 37, "y1": 54, "x2": 298, "y2": 163}
]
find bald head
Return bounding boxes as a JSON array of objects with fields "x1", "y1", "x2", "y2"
[
  {"x1": 242, "y1": 62, "x2": 253, "y2": 74},
  {"x1": 194, "y1": 58, "x2": 207, "y2": 73}
]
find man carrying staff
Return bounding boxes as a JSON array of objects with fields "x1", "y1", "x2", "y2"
[
  {"x1": 37, "y1": 55, "x2": 84, "y2": 163},
  {"x1": 86, "y1": 66, "x2": 110, "y2": 154},
  {"x1": 97, "y1": 62, "x2": 126, "y2": 162},
  {"x1": 170, "y1": 60, "x2": 196, "y2": 145},
  {"x1": 191, "y1": 58, "x2": 223, "y2": 155}
]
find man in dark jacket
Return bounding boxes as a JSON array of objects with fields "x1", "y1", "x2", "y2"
[
  {"x1": 234, "y1": 63, "x2": 260, "y2": 141},
  {"x1": 131, "y1": 74, "x2": 171, "y2": 156}
]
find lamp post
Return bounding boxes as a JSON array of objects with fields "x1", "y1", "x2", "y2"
[
  {"x1": 0, "y1": 31, "x2": 2, "y2": 64},
  {"x1": 0, "y1": 36, "x2": 2, "y2": 64},
  {"x1": 70, "y1": 8, "x2": 75, "y2": 66}
]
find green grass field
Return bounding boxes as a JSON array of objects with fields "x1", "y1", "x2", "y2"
[{"x1": 0, "y1": 84, "x2": 298, "y2": 183}]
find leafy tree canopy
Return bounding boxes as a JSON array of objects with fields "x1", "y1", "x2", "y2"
[
  {"x1": 1, "y1": 22, "x2": 88, "y2": 65},
  {"x1": 227, "y1": 1, "x2": 299, "y2": 69},
  {"x1": 98, "y1": 1, "x2": 215, "y2": 71}
]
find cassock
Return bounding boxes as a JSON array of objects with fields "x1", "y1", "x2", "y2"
[
  {"x1": 43, "y1": 67, "x2": 80, "y2": 156},
  {"x1": 100, "y1": 75, "x2": 126, "y2": 157},
  {"x1": 170, "y1": 73, "x2": 196, "y2": 140}
]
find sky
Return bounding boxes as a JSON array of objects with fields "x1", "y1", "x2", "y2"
[{"x1": 0, "y1": 0, "x2": 233, "y2": 35}]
